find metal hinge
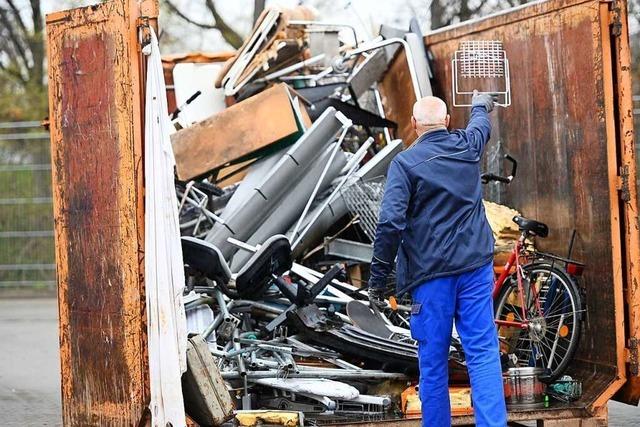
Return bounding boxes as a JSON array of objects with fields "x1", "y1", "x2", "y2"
[
  {"x1": 627, "y1": 337, "x2": 639, "y2": 376},
  {"x1": 137, "y1": 16, "x2": 152, "y2": 52},
  {"x1": 609, "y1": 0, "x2": 623, "y2": 37},
  {"x1": 617, "y1": 165, "x2": 631, "y2": 202}
]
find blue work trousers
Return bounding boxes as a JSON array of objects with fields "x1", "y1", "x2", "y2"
[{"x1": 410, "y1": 261, "x2": 507, "y2": 427}]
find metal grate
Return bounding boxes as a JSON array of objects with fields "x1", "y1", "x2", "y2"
[
  {"x1": 452, "y1": 40, "x2": 511, "y2": 107},
  {"x1": 341, "y1": 177, "x2": 385, "y2": 242},
  {"x1": 457, "y1": 40, "x2": 506, "y2": 78}
]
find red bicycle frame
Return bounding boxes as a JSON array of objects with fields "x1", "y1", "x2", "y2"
[{"x1": 493, "y1": 235, "x2": 543, "y2": 330}]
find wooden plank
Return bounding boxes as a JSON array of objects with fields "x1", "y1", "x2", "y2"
[
  {"x1": 171, "y1": 83, "x2": 311, "y2": 181},
  {"x1": 46, "y1": 1, "x2": 153, "y2": 425}
]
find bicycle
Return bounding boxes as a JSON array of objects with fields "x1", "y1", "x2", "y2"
[{"x1": 484, "y1": 155, "x2": 585, "y2": 382}]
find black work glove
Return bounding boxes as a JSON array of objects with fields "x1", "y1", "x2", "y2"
[
  {"x1": 471, "y1": 89, "x2": 495, "y2": 113},
  {"x1": 368, "y1": 286, "x2": 386, "y2": 310}
]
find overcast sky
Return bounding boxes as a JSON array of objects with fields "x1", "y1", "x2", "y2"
[{"x1": 156, "y1": 0, "x2": 428, "y2": 53}]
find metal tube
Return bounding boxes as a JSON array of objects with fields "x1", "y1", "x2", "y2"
[
  {"x1": 256, "y1": 54, "x2": 326, "y2": 83},
  {"x1": 373, "y1": 86, "x2": 392, "y2": 145},
  {"x1": 221, "y1": 369, "x2": 407, "y2": 380},
  {"x1": 287, "y1": 21, "x2": 359, "y2": 47},
  {"x1": 291, "y1": 127, "x2": 351, "y2": 240},
  {"x1": 214, "y1": 289, "x2": 229, "y2": 319},
  {"x1": 230, "y1": 300, "x2": 285, "y2": 314},
  {"x1": 292, "y1": 149, "x2": 362, "y2": 249},
  {"x1": 233, "y1": 329, "x2": 246, "y2": 377},
  {"x1": 343, "y1": 38, "x2": 422, "y2": 100}
]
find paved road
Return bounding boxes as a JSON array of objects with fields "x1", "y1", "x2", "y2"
[
  {"x1": 0, "y1": 298, "x2": 639, "y2": 426},
  {"x1": 0, "y1": 299, "x2": 61, "y2": 426}
]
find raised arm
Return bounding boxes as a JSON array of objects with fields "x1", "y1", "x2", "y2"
[{"x1": 465, "y1": 91, "x2": 495, "y2": 156}]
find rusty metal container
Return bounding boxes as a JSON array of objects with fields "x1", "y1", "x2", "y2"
[
  {"x1": 45, "y1": 0, "x2": 639, "y2": 425},
  {"x1": 416, "y1": 0, "x2": 639, "y2": 423}
]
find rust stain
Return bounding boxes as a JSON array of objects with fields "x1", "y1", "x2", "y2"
[
  {"x1": 379, "y1": 49, "x2": 418, "y2": 146},
  {"x1": 47, "y1": 0, "x2": 154, "y2": 425}
]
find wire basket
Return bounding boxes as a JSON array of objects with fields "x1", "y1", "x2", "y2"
[
  {"x1": 452, "y1": 40, "x2": 511, "y2": 107},
  {"x1": 341, "y1": 177, "x2": 386, "y2": 242}
]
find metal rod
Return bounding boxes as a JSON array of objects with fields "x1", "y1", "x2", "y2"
[
  {"x1": 343, "y1": 38, "x2": 422, "y2": 100},
  {"x1": 291, "y1": 128, "x2": 350, "y2": 240},
  {"x1": 287, "y1": 20, "x2": 359, "y2": 47},
  {"x1": 373, "y1": 86, "x2": 392, "y2": 144},
  {"x1": 256, "y1": 54, "x2": 326, "y2": 83},
  {"x1": 292, "y1": 147, "x2": 364, "y2": 249},
  {"x1": 233, "y1": 329, "x2": 246, "y2": 377},
  {"x1": 221, "y1": 369, "x2": 407, "y2": 380}
]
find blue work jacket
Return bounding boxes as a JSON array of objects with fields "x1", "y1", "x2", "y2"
[{"x1": 369, "y1": 106, "x2": 495, "y2": 296}]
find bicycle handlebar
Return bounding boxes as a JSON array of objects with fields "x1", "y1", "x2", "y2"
[{"x1": 481, "y1": 154, "x2": 517, "y2": 184}]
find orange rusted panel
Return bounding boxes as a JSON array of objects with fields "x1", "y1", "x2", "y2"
[
  {"x1": 610, "y1": 0, "x2": 640, "y2": 404},
  {"x1": 379, "y1": 49, "x2": 418, "y2": 146},
  {"x1": 391, "y1": 0, "x2": 640, "y2": 412},
  {"x1": 46, "y1": 1, "x2": 155, "y2": 425},
  {"x1": 171, "y1": 82, "x2": 312, "y2": 181}
]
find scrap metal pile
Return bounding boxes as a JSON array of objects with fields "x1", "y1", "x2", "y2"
[{"x1": 169, "y1": 7, "x2": 519, "y2": 424}]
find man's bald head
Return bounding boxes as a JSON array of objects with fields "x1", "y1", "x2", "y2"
[{"x1": 411, "y1": 96, "x2": 450, "y2": 136}]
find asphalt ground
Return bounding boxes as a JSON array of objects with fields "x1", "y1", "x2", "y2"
[{"x1": 0, "y1": 298, "x2": 638, "y2": 426}]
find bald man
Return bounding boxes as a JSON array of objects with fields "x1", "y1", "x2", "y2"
[{"x1": 368, "y1": 92, "x2": 507, "y2": 427}]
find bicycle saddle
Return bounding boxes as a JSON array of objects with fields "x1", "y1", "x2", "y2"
[
  {"x1": 512, "y1": 216, "x2": 549, "y2": 238},
  {"x1": 235, "y1": 234, "x2": 292, "y2": 299},
  {"x1": 181, "y1": 236, "x2": 232, "y2": 285}
]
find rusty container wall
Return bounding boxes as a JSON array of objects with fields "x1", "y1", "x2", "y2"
[
  {"x1": 46, "y1": 1, "x2": 156, "y2": 425},
  {"x1": 403, "y1": 0, "x2": 640, "y2": 412}
]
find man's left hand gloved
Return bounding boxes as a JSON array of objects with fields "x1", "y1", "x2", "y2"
[
  {"x1": 368, "y1": 287, "x2": 386, "y2": 310},
  {"x1": 472, "y1": 89, "x2": 495, "y2": 113}
]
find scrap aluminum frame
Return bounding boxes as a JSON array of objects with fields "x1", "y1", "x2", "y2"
[{"x1": 451, "y1": 40, "x2": 511, "y2": 107}]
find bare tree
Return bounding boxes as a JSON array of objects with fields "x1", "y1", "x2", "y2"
[
  {"x1": 0, "y1": 0, "x2": 43, "y2": 87},
  {"x1": 0, "y1": 0, "x2": 46, "y2": 119},
  {"x1": 163, "y1": 0, "x2": 265, "y2": 49},
  {"x1": 429, "y1": 0, "x2": 531, "y2": 30}
]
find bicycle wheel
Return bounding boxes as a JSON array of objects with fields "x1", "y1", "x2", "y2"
[{"x1": 494, "y1": 263, "x2": 582, "y2": 382}]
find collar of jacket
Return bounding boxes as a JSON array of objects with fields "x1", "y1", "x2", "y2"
[{"x1": 412, "y1": 127, "x2": 449, "y2": 146}]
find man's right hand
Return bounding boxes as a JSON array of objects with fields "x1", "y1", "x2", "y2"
[{"x1": 472, "y1": 90, "x2": 495, "y2": 113}]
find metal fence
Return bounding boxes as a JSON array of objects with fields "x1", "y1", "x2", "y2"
[{"x1": 0, "y1": 121, "x2": 55, "y2": 292}]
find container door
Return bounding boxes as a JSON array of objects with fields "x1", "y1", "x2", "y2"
[
  {"x1": 610, "y1": 0, "x2": 640, "y2": 405},
  {"x1": 46, "y1": 0, "x2": 156, "y2": 424}
]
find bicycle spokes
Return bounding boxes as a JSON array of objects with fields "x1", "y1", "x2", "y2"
[{"x1": 495, "y1": 266, "x2": 582, "y2": 381}]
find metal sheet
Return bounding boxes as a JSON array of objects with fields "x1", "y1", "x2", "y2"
[
  {"x1": 347, "y1": 49, "x2": 388, "y2": 99},
  {"x1": 46, "y1": 1, "x2": 153, "y2": 425}
]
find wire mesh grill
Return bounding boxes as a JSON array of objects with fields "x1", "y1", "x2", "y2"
[
  {"x1": 457, "y1": 41, "x2": 506, "y2": 78},
  {"x1": 341, "y1": 177, "x2": 385, "y2": 242},
  {"x1": 452, "y1": 40, "x2": 511, "y2": 107}
]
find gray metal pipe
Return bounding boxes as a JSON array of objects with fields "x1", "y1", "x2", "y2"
[
  {"x1": 233, "y1": 329, "x2": 246, "y2": 377},
  {"x1": 221, "y1": 369, "x2": 408, "y2": 380}
]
